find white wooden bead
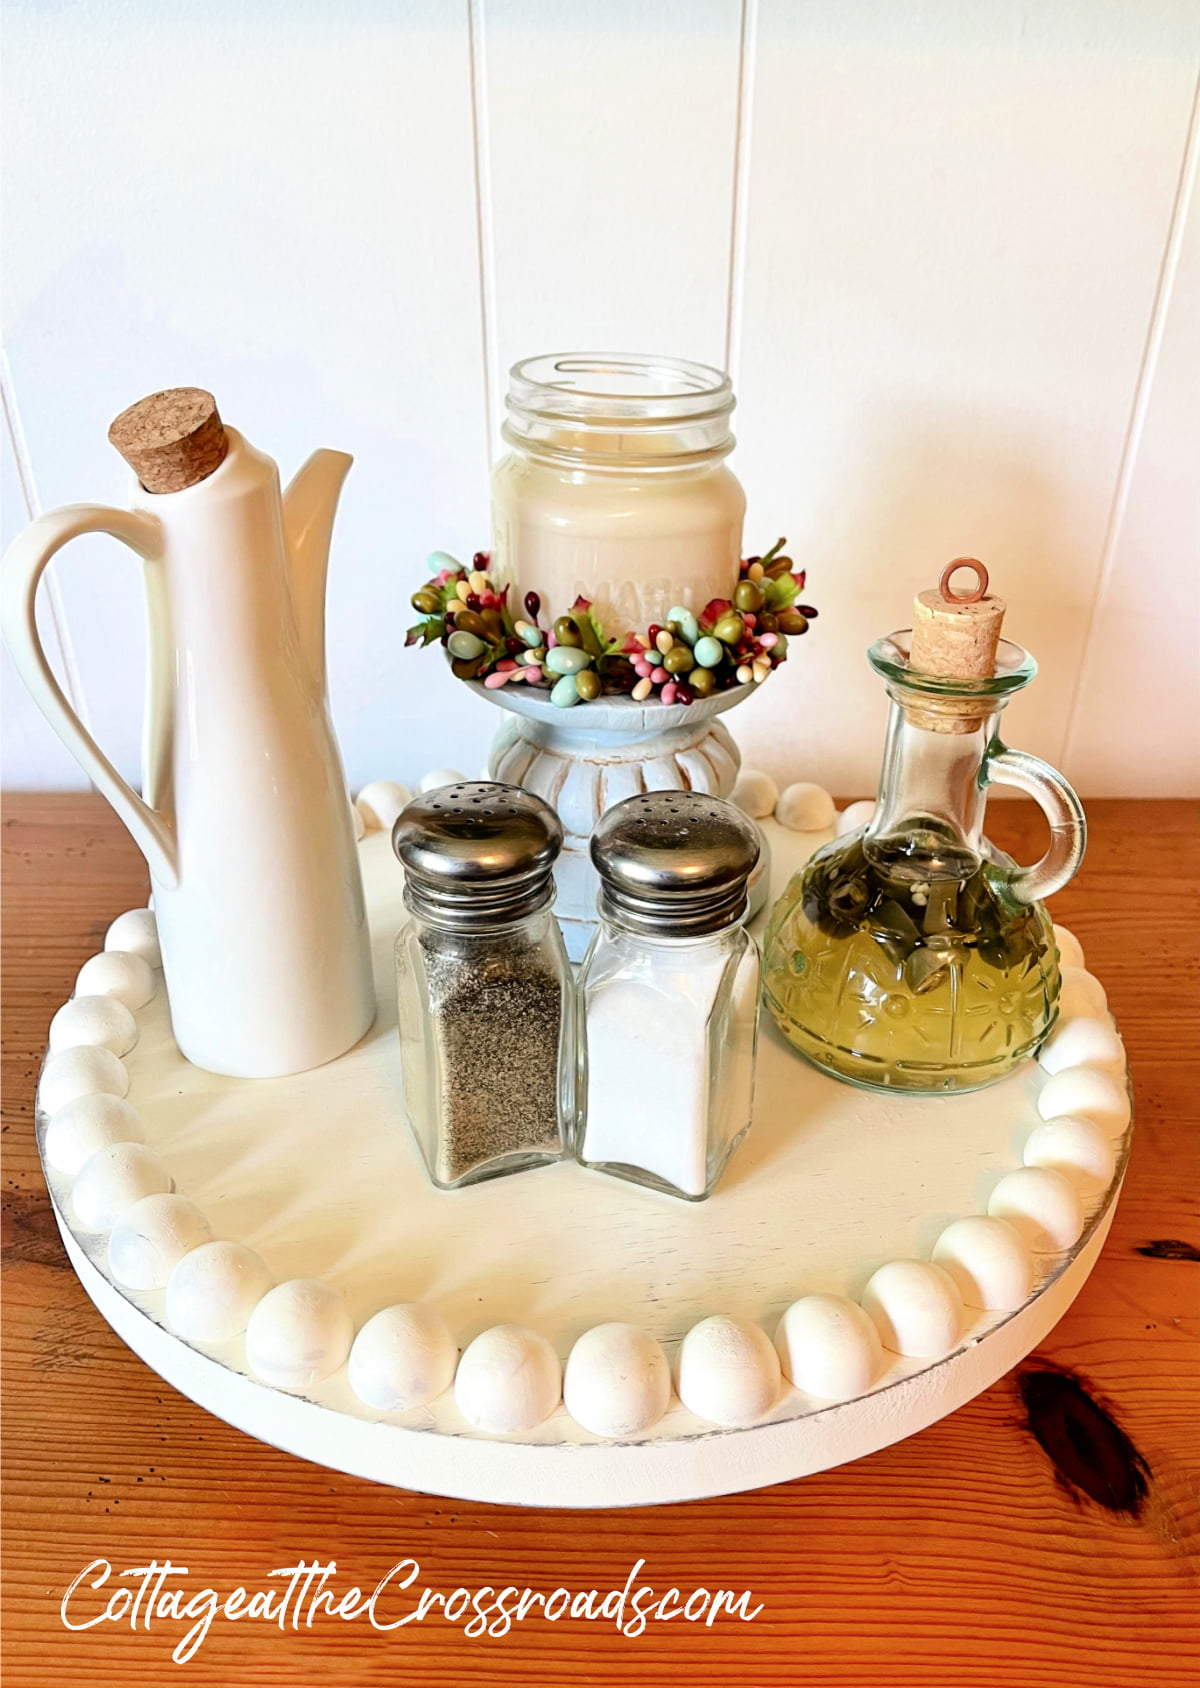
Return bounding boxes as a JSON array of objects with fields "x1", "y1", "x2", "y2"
[
  {"x1": 774, "y1": 1294, "x2": 883, "y2": 1401},
  {"x1": 676, "y1": 1315, "x2": 780, "y2": 1428},
  {"x1": 730, "y1": 769, "x2": 778, "y2": 820},
  {"x1": 76, "y1": 950, "x2": 156, "y2": 1011},
  {"x1": 245, "y1": 1280, "x2": 354, "y2": 1390},
  {"x1": 455, "y1": 1325, "x2": 561, "y2": 1434},
  {"x1": 1038, "y1": 1015, "x2": 1125, "y2": 1078},
  {"x1": 355, "y1": 779, "x2": 413, "y2": 832},
  {"x1": 861, "y1": 1261, "x2": 964, "y2": 1358},
  {"x1": 418, "y1": 768, "x2": 467, "y2": 794},
  {"x1": 108, "y1": 1194, "x2": 213, "y2": 1291},
  {"x1": 836, "y1": 799, "x2": 876, "y2": 835},
  {"x1": 932, "y1": 1216, "x2": 1034, "y2": 1311},
  {"x1": 39, "y1": 1045, "x2": 129, "y2": 1116},
  {"x1": 166, "y1": 1241, "x2": 273, "y2": 1342},
  {"x1": 1037, "y1": 1066, "x2": 1131, "y2": 1140},
  {"x1": 49, "y1": 994, "x2": 138, "y2": 1058},
  {"x1": 1053, "y1": 923, "x2": 1085, "y2": 970},
  {"x1": 72, "y1": 1143, "x2": 172, "y2": 1231},
  {"x1": 1023, "y1": 1116, "x2": 1117, "y2": 1195},
  {"x1": 348, "y1": 1304, "x2": 458, "y2": 1412},
  {"x1": 1057, "y1": 965, "x2": 1107, "y2": 1021},
  {"x1": 104, "y1": 908, "x2": 161, "y2": 968},
  {"x1": 775, "y1": 781, "x2": 836, "y2": 832},
  {"x1": 44, "y1": 1093, "x2": 144, "y2": 1174},
  {"x1": 988, "y1": 1167, "x2": 1085, "y2": 1253},
  {"x1": 563, "y1": 1323, "x2": 671, "y2": 1438}
]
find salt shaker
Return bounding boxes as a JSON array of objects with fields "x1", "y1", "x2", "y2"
[
  {"x1": 393, "y1": 781, "x2": 574, "y2": 1190},
  {"x1": 577, "y1": 791, "x2": 762, "y2": 1201}
]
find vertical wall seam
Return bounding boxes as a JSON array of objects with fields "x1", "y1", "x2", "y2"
[
  {"x1": 723, "y1": 0, "x2": 758, "y2": 383},
  {"x1": 0, "y1": 349, "x2": 92, "y2": 729},
  {"x1": 467, "y1": 0, "x2": 500, "y2": 469},
  {"x1": 1060, "y1": 63, "x2": 1200, "y2": 768}
]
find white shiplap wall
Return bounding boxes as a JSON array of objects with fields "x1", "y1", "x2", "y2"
[{"x1": 3, "y1": 0, "x2": 1198, "y2": 799}]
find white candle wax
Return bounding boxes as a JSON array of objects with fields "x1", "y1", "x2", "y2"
[{"x1": 492, "y1": 451, "x2": 745, "y2": 639}]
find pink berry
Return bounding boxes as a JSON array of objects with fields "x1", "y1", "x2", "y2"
[
  {"x1": 483, "y1": 671, "x2": 510, "y2": 689},
  {"x1": 634, "y1": 659, "x2": 652, "y2": 678},
  {"x1": 651, "y1": 666, "x2": 668, "y2": 684},
  {"x1": 759, "y1": 631, "x2": 778, "y2": 649},
  {"x1": 497, "y1": 658, "x2": 519, "y2": 673},
  {"x1": 661, "y1": 681, "x2": 678, "y2": 706}
]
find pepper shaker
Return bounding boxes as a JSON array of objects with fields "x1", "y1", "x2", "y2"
[
  {"x1": 577, "y1": 791, "x2": 762, "y2": 1201},
  {"x1": 393, "y1": 781, "x2": 575, "y2": 1189}
]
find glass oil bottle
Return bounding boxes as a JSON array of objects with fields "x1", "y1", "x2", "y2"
[{"x1": 763, "y1": 561, "x2": 1087, "y2": 1094}]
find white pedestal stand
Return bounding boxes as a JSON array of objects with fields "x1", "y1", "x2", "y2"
[{"x1": 478, "y1": 682, "x2": 769, "y2": 959}]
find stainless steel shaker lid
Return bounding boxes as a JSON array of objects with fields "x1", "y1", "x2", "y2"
[
  {"x1": 392, "y1": 781, "x2": 563, "y2": 926},
  {"x1": 590, "y1": 791, "x2": 761, "y2": 937}
]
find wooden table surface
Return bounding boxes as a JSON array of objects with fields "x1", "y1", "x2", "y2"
[{"x1": 2, "y1": 793, "x2": 1197, "y2": 1686}]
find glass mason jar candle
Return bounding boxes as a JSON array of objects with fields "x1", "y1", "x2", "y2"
[
  {"x1": 392, "y1": 781, "x2": 575, "y2": 1189},
  {"x1": 491, "y1": 353, "x2": 746, "y2": 640},
  {"x1": 577, "y1": 791, "x2": 762, "y2": 1201}
]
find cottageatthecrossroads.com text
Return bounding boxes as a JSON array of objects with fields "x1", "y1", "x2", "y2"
[{"x1": 62, "y1": 1557, "x2": 765, "y2": 1663}]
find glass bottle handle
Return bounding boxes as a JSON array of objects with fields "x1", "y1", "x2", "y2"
[{"x1": 983, "y1": 743, "x2": 1087, "y2": 904}]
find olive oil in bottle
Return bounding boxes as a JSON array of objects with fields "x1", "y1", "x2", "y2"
[{"x1": 763, "y1": 827, "x2": 1060, "y2": 1092}]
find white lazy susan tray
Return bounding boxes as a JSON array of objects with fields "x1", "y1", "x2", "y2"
[{"x1": 36, "y1": 804, "x2": 1132, "y2": 1509}]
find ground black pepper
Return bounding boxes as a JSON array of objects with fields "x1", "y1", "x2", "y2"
[{"x1": 417, "y1": 923, "x2": 566, "y2": 1185}]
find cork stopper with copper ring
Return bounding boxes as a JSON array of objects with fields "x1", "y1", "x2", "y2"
[
  {"x1": 907, "y1": 559, "x2": 1007, "y2": 733},
  {"x1": 108, "y1": 387, "x2": 229, "y2": 493}
]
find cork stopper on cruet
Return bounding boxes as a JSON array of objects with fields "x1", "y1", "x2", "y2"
[
  {"x1": 108, "y1": 387, "x2": 228, "y2": 493},
  {"x1": 906, "y1": 558, "x2": 1007, "y2": 733}
]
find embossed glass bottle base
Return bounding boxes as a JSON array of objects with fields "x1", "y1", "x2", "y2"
[{"x1": 762, "y1": 835, "x2": 1060, "y2": 1094}]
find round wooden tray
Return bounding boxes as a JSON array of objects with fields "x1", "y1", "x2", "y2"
[{"x1": 39, "y1": 819, "x2": 1129, "y2": 1508}]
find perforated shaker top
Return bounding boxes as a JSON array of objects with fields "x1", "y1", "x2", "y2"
[
  {"x1": 392, "y1": 781, "x2": 564, "y2": 926},
  {"x1": 590, "y1": 790, "x2": 760, "y2": 937}
]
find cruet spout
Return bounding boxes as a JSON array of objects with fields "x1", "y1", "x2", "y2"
[{"x1": 281, "y1": 448, "x2": 353, "y2": 693}]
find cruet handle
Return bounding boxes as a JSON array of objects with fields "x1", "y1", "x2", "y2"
[
  {"x1": 983, "y1": 742, "x2": 1087, "y2": 904},
  {"x1": 1, "y1": 504, "x2": 180, "y2": 888}
]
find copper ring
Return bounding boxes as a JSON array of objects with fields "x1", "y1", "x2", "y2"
[{"x1": 938, "y1": 558, "x2": 989, "y2": 604}]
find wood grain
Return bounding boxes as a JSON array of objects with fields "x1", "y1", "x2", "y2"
[{"x1": 2, "y1": 794, "x2": 1197, "y2": 1686}]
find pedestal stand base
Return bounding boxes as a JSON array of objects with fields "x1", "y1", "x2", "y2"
[{"x1": 477, "y1": 683, "x2": 769, "y2": 957}]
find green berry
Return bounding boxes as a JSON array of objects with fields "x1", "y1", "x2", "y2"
[
  {"x1": 412, "y1": 588, "x2": 441, "y2": 614},
  {"x1": 663, "y1": 644, "x2": 695, "y2": 675},
  {"x1": 734, "y1": 580, "x2": 764, "y2": 613},
  {"x1": 689, "y1": 666, "x2": 716, "y2": 697},
  {"x1": 554, "y1": 615, "x2": 583, "y2": 647},
  {"x1": 714, "y1": 611, "x2": 745, "y2": 645},
  {"x1": 447, "y1": 629, "x2": 486, "y2": 660},
  {"x1": 575, "y1": 668, "x2": 600, "y2": 701}
]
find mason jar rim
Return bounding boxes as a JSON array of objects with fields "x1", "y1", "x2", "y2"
[{"x1": 505, "y1": 350, "x2": 736, "y2": 442}]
